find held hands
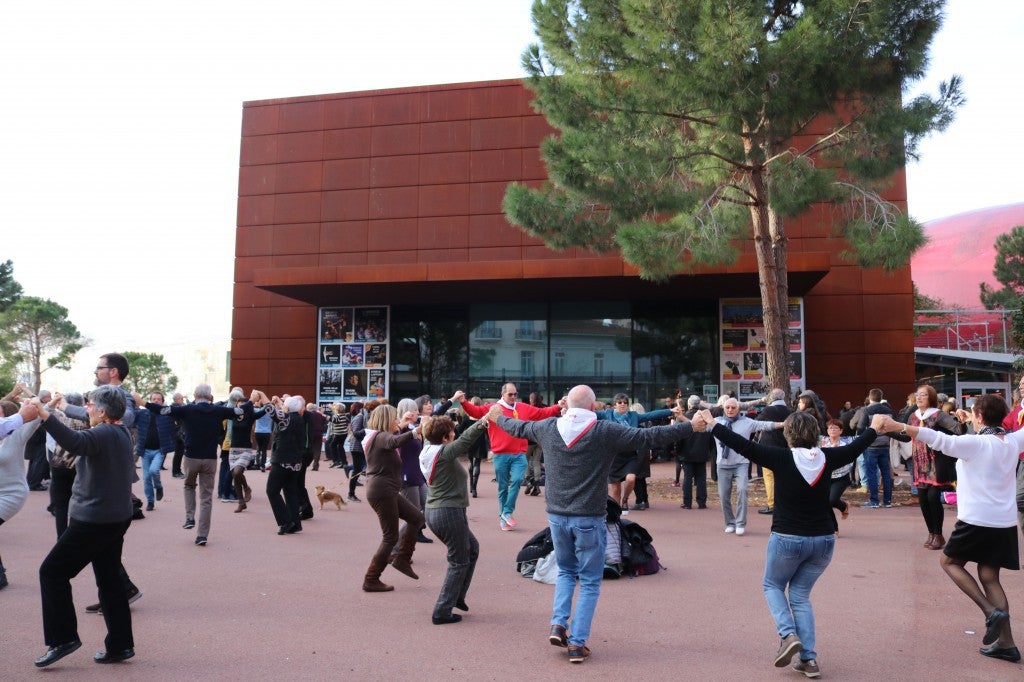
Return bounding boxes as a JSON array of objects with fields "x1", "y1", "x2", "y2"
[
  {"x1": 869, "y1": 413, "x2": 889, "y2": 433},
  {"x1": 484, "y1": 404, "x2": 502, "y2": 422},
  {"x1": 692, "y1": 409, "x2": 715, "y2": 432},
  {"x1": 954, "y1": 408, "x2": 973, "y2": 424},
  {"x1": 398, "y1": 411, "x2": 419, "y2": 428},
  {"x1": 451, "y1": 390, "x2": 466, "y2": 404}
]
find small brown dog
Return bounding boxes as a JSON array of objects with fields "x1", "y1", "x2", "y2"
[{"x1": 315, "y1": 485, "x2": 346, "y2": 510}]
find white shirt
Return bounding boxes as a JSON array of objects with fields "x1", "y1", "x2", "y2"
[
  {"x1": 712, "y1": 415, "x2": 779, "y2": 466},
  {"x1": 916, "y1": 427, "x2": 1024, "y2": 528}
]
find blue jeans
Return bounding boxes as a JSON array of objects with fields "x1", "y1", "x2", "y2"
[
  {"x1": 763, "y1": 532, "x2": 835, "y2": 662},
  {"x1": 493, "y1": 453, "x2": 527, "y2": 517},
  {"x1": 548, "y1": 513, "x2": 606, "y2": 648},
  {"x1": 863, "y1": 447, "x2": 892, "y2": 505},
  {"x1": 140, "y1": 448, "x2": 165, "y2": 503}
]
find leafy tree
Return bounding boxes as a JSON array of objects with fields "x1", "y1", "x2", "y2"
[
  {"x1": 0, "y1": 260, "x2": 22, "y2": 313},
  {"x1": 980, "y1": 225, "x2": 1024, "y2": 310},
  {"x1": 122, "y1": 351, "x2": 179, "y2": 397},
  {"x1": 0, "y1": 296, "x2": 87, "y2": 394},
  {"x1": 978, "y1": 225, "x2": 1024, "y2": 353},
  {"x1": 504, "y1": 0, "x2": 962, "y2": 393}
]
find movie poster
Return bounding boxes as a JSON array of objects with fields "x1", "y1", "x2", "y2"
[
  {"x1": 342, "y1": 344, "x2": 364, "y2": 367},
  {"x1": 317, "y1": 305, "x2": 390, "y2": 403},
  {"x1": 320, "y1": 308, "x2": 353, "y2": 342},
  {"x1": 320, "y1": 344, "x2": 341, "y2": 366},
  {"x1": 354, "y1": 307, "x2": 388, "y2": 342},
  {"x1": 365, "y1": 343, "x2": 387, "y2": 368},
  {"x1": 367, "y1": 369, "x2": 386, "y2": 399},
  {"x1": 319, "y1": 369, "x2": 343, "y2": 398}
]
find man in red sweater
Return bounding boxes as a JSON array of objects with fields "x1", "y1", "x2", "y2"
[{"x1": 455, "y1": 384, "x2": 563, "y2": 530}]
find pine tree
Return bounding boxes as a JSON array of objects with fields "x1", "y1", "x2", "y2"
[{"x1": 504, "y1": 0, "x2": 962, "y2": 392}]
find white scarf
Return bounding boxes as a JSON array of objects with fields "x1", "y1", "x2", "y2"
[
  {"x1": 497, "y1": 398, "x2": 517, "y2": 414},
  {"x1": 557, "y1": 408, "x2": 597, "y2": 447},
  {"x1": 419, "y1": 443, "x2": 443, "y2": 483},
  {"x1": 915, "y1": 407, "x2": 939, "y2": 421},
  {"x1": 361, "y1": 429, "x2": 379, "y2": 452},
  {"x1": 791, "y1": 447, "x2": 826, "y2": 485}
]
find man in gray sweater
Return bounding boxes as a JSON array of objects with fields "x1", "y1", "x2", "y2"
[{"x1": 498, "y1": 385, "x2": 693, "y2": 664}]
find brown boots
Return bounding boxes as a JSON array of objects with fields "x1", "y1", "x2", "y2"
[
  {"x1": 924, "y1": 533, "x2": 946, "y2": 550},
  {"x1": 363, "y1": 551, "x2": 394, "y2": 592}
]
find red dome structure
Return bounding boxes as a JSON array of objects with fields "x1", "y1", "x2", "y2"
[{"x1": 911, "y1": 203, "x2": 1024, "y2": 308}]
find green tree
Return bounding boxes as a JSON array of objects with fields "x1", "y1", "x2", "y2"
[
  {"x1": 979, "y1": 224, "x2": 1024, "y2": 353},
  {"x1": 504, "y1": 0, "x2": 962, "y2": 393},
  {"x1": 980, "y1": 225, "x2": 1024, "y2": 310},
  {"x1": 122, "y1": 351, "x2": 179, "y2": 397},
  {"x1": 0, "y1": 296, "x2": 87, "y2": 393},
  {"x1": 0, "y1": 260, "x2": 23, "y2": 313},
  {"x1": 0, "y1": 260, "x2": 24, "y2": 395}
]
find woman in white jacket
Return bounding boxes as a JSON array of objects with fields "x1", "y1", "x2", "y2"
[
  {"x1": 0, "y1": 399, "x2": 41, "y2": 589},
  {"x1": 881, "y1": 394, "x2": 1021, "y2": 664}
]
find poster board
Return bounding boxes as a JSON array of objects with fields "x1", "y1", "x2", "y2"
[
  {"x1": 317, "y1": 306, "x2": 389, "y2": 405},
  {"x1": 719, "y1": 298, "x2": 804, "y2": 400}
]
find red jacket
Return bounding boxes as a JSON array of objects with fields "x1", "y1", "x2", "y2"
[{"x1": 459, "y1": 400, "x2": 561, "y2": 455}]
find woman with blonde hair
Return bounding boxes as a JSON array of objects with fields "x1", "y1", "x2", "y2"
[{"x1": 362, "y1": 404, "x2": 423, "y2": 592}]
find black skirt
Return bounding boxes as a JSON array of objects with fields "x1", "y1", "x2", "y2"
[
  {"x1": 608, "y1": 451, "x2": 638, "y2": 483},
  {"x1": 943, "y1": 520, "x2": 1020, "y2": 570}
]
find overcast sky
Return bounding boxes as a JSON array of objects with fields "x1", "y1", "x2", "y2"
[{"x1": 1, "y1": 0, "x2": 1020, "y2": 381}]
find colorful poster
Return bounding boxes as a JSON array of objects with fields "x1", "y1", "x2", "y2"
[
  {"x1": 320, "y1": 308, "x2": 353, "y2": 342},
  {"x1": 342, "y1": 344, "x2": 364, "y2": 367},
  {"x1": 721, "y1": 352, "x2": 743, "y2": 380},
  {"x1": 317, "y1": 305, "x2": 390, "y2": 403},
  {"x1": 365, "y1": 343, "x2": 387, "y2": 367},
  {"x1": 719, "y1": 298, "x2": 805, "y2": 397},
  {"x1": 354, "y1": 307, "x2": 388, "y2": 342},
  {"x1": 367, "y1": 369, "x2": 386, "y2": 398}
]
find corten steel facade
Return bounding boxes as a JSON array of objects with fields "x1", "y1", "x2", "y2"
[{"x1": 232, "y1": 78, "x2": 915, "y2": 409}]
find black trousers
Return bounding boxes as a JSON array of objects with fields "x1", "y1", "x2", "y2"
[
  {"x1": 172, "y1": 437, "x2": 185, "y2": 476},
  {"x1": 39, "y1": 518, "x2": 133, "y2": 650},
  {"x1": 266, "y1": 464, "x2": 301, "y2": 527},
  {"x1": 48, "y1": 467, "x2": 76, "y2": 538},
  {"x1": 681, "y1": 461, "x2": 708, "y2": 507}
]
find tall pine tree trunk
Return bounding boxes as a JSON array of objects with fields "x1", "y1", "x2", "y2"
[{"x1": 749, "y1": 169, "x2": 792, "y2": 396}]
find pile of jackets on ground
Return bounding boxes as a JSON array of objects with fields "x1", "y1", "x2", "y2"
[{"x1": 515, "y1": 497, "x2": 662, "y2": 583}]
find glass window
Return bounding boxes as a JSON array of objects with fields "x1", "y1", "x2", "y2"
[
  {"x1": 390, "y1": 305, "x2": 468, "y2": 400},
  {"x1": 549, "y1": 301, "x2": 630, "y2": 403},
  {"x1": 632, "y1": 302, "x2": 718, "y2": 410},
  {"x1": 468, "y1": 303, "x2": 547, "y2": 399}
]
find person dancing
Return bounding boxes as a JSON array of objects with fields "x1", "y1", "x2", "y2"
[
  {"x1": 697, "y1": 408, "x2": 882, "y2": 678},
  {"x1": 880, "y1": 398, "x2": 1021, "y2": 663}
]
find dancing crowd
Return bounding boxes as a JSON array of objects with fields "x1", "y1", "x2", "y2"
[{"x1": 1, "y1": 355, "x2": 1022, "y2": 673}]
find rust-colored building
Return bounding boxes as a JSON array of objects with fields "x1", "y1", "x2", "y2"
[{"x1": 232, "y1": 79, "x2": 914, "y2": 410}]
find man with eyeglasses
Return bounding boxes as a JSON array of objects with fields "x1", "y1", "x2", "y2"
[
  {"x1": 712, "y1": 397, "x2": 782, "y2": 536},
  {"x1": 454, "y1": 384, "x2": 564, "y2": 530}
]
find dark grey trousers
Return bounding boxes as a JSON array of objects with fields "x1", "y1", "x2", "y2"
[{"x1": 425, "y1": 506, "x2": 478, "y2": 618}]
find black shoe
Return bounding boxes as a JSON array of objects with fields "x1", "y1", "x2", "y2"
[
  {"x1": 173, "y1": 473, "x2": 185, "y2": 479},
  {"x1": 417, "y1": 531, "x2": 433, "y2": 543},
  {"x1": 132, "y1": 508, "x2": 145, "y2": 520},
  {"x1": 630, "y1": 502, "x2": 648, "y2": 511},
  {"x1": 681, "y1": 503, "x2": 692, "y2": 509},
  {"x1": 183, "y1": 518, "x2": 195, "y2": 529},
  {"x1": 984, "y1": 608, "x2": 1010, "y2": 645},
  {"x1": 530, "y1": 486, "x2": 541, "y2": 496},
  {"x1": 697, "y1": 503, "x2": 707, "y2": 509},
  {"x1": 194, "y1": 536, "x2": 207, "y2": 546},
  {"x1": 0, "y1": 564, "x2": 7, "y2": 590},
  {"x1": 355, "y1": 480, "x2": 364, "y2": 487},
  {"x1": 471, "y1": 489, "x2": 477, "y2": 498},
  {"x1": 30, "y1": 484, "x2": 49, "y2": 492},
  {"x1": 979, "y1": 644, "x2": 1021, "y2": 662},
  {"x1": 348, "y1": 493, "x2": 361, "y2": 503},
  {"x1": 127, "y1": 585, "x2": 142, "y2": 604},
  {"x1": 432, "y1": 613, "x2": 462, "y2": 625},
  {"x1": 34, "y1": 640, "x2": 82, "y2": 667},
  {"x1": 156, "y1": 487, "x2": 164, "y2": 501},
  {"x1": 758, "y1": 506, "x2": 774, "y2": 515},
  {"x1": 277, "y1": 524, "x2": 293, "y2": 535},
  {"x1": 287, "y1": 522, "x2": 302, "y2": 534},
  {"x1": 300, "y1": 509, "x2": 314, "y2": 521},
  {"x1": 455, "y1": 600, "x2": 469, "y2": 611},
  {"x1": 145, "y1": 501, "x2": 154, "y2": 511},
  {"x1": 94, "y1": 648, "x2": 134, "y2": 664}
]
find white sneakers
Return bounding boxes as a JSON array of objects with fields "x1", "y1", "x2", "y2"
[
  {"x1": 724, "y1": 525, "x2": 746, "y2": 536},
  {"x1": 725, "y1": 525, "x2": 735, "y2": 533}
]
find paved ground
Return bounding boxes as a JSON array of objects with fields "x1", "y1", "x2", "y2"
[{"x1": 0, "y1": 460, "x2": 1021, "y2": 680}]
